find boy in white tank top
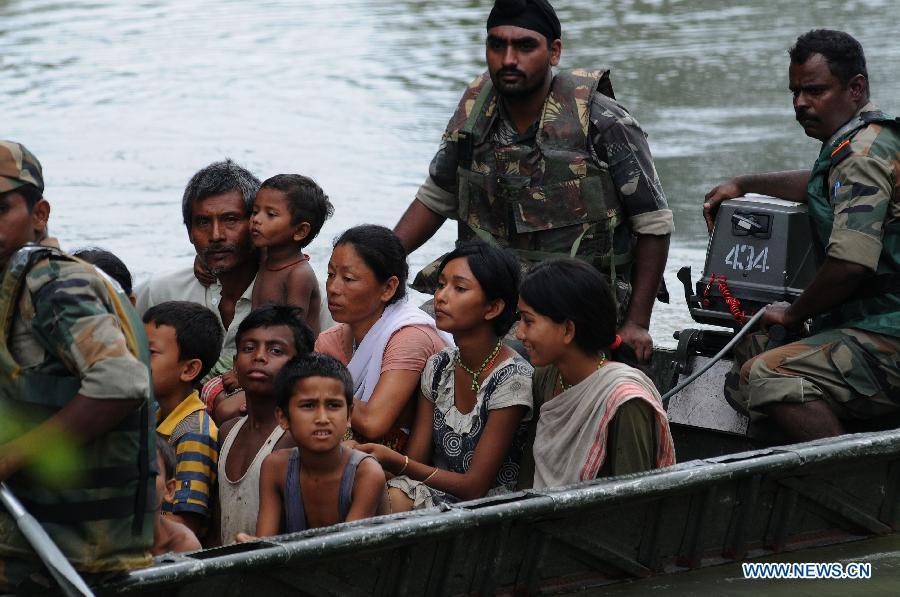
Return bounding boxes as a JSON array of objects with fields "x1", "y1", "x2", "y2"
[{"x1": 212, "y1": 305, "x2": 314, "y2": 545}]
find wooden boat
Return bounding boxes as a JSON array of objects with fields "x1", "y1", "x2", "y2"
[{"x1": 99, "y1": 197, "x2": 899, "y2": 595}]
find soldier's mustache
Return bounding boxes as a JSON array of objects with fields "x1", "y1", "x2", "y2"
[
  {"x1": 795, "y1": 110, "x2": 819, "y2": 123},
  {"x1": 498, "y1": 68, "x2": 525, "y2": 78}
]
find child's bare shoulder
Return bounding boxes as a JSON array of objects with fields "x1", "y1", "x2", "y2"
[
  {"x1": 355, "y1": 452, "x2": 386, "y2": 483},
  {"x1": 262, "y1": 448, "x2": 293, "y2": 472},
  {"x1": 218, "y1": 416, "x2": 243, "y2": 445},
  {"x1": 284, "y1": 259, "x2": 317, "y2": 288}
]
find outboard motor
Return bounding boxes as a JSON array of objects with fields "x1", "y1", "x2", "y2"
[
  {"x1": 663, "y1": 195, "x2": 818, "y2": 450},
  {"x1": 679, "y1": 194, "x2": 817, "y2": 327}
]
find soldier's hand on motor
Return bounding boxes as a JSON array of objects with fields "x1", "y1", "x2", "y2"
[
  {"x1": 760, "y1": 301, "x2": 802, "y2": 332},
  {"x1": 704, "y1": 180, "x2": 743, "y2": 234},
  {"x1": 193, "y1": 255, "x2": 216, "y2": 288},
  {"x1": 617, "y1": 321, "x2": 653, "y2": 364}
]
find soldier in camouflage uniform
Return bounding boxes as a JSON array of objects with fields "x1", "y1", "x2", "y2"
[
  {"x1": 0, "y1": 141, "x2": 155, "y2": 592},
  {"x1": 394, "y1": 0, "x2": 672, "y2": 362},
  {"x1": 705, "y1": 30, "x2": 900, "y2": 442}
]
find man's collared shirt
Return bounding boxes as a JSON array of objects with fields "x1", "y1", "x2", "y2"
[{"x1": 135, "y1": 266, "x2": 254, "y2": 367}]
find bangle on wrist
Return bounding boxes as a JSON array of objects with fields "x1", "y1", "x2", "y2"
[
  {"x1": 397, "y1": 455, "x2": 409, "y2": 475},
  {"x1": 423, "y1": 468, "x2": 439, "y2": 484}
]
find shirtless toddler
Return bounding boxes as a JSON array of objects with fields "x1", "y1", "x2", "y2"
[{"x1": 250, "y1": 174, "x2": 333, "y2": 335}]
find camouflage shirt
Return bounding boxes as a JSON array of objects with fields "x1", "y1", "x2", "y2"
[
  {"x1": 825, "y1": 103, "x2": 900, "y2": 270},
  {"x1": 1, "y1": 238, "x2": 154, "y2": 572},
  {"x1": 417, "y1": 86, "x2": 673, "y2": 236}
]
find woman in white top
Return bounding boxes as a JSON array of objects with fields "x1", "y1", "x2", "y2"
[{"x1": 361, "y1": 242, "x2": 533, "y2": 511}]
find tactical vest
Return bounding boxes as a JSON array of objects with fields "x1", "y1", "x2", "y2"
[
  {"x1": 806, "y1": 110, "x2": 900, "y2": 336},
  {"x1": 453, "y1": 69, "x2": 632, "y2": 279},
  {"x1": 0, "y1": 244, "x2": 155, "y2": 571}
]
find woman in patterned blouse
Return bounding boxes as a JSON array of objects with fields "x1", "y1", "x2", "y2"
[{"x1": 360, "y1": 242, "x2": 534, "y2": 511}]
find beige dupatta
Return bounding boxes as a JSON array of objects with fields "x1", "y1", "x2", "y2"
[{"x1": 532, "y1": 362, "x2": 675, "y2": 489}]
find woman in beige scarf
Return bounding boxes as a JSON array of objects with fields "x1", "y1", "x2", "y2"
[{"x1": 516, "y1": 260, "x2": 675, "y2": 490}]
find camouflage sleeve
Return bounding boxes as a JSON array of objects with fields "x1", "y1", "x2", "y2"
[
  {"x1": 28, "y1": 261, "x2": 151, "y2": 400},
  {"x1": 826, "y1": 152, "x2": 894, "y2": 271},
  {"x1": 416, "y1": 128, "x2": 462, "y2": 219},
  {"x1": 588, "y1": 93, "x2": 673, "y2": 235},
  {"x1": 416, "y1": 174, "x2": 459, "y2": 220}
]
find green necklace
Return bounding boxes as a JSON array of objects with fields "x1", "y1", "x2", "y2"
[
  {"x1": 558, "y1": 352, "x2": 607, "y2": 392},
  {"x1": 455, "y1": 339, "x2": 503, "y2": 393}
]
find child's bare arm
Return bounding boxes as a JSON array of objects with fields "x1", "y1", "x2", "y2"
[
  {"x1": 254, "y1": 452, "x2": 286, "y2": 537},
  {"x1": 283, "y1": 264, "x2": 318, "y2": 335},
  {"x1": 345, "y1": 457, "x2": 387, "y2": 522},
  {"x1": 207, "y1": 417, "x2": 240, "y2": 547}
]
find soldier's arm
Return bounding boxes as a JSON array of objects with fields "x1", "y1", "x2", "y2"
[
  {"x1": 394, "y1": 198, "x2": 447, "y2": 254},
  {"x1": 394, "y1": 133, "x2": 460, "y2": 254},
  {"x1": 0, "y1": 270, "x2": 148, "y2": 480},
  {"x1": 589, "y1": 97, "x2": 672, "y2": 362},
  {"x1": 704, "y1": 170, "x2": 811, "y2": 233},
  {"x1": 0, "y1": 395, "x2": 143, "y2": 481},
  {"x1": 767, "y1": 152, "x2": 891, "y2": 329},
  {"x1": 621, "y1": 234, "x2": 669, "y2": 362}
]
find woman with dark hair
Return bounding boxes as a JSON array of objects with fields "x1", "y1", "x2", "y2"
[
  {"x1": 315, "y1": 225, "x2": 450, "y2": 450},
  {"x1": 361, "y1": 241, "x2": 532, "y2": 510},
  {"x1": 516, "y1": 259, "x2": 675, "y2": 489}
]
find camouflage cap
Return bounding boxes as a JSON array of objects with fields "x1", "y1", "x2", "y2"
[{"x1": 0, "y1": 140, "x2": 44, "y2": 194}]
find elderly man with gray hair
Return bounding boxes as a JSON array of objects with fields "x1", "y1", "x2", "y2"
[{"x1": 136, "y1": 160, "x2": 260, "y2": 377}]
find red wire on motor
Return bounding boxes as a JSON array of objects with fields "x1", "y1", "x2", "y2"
[{"x1": 702, "y1": 274, "x2": 748, "y2": 325}]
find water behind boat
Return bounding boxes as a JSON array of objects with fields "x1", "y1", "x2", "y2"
[{"x1": 2, "y1": 0, "x2": 898, "y2": 346}]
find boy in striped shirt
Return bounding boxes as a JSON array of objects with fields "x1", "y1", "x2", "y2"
[{"x1": 145, "y1": 301, "x2": 224, "y2": 540}]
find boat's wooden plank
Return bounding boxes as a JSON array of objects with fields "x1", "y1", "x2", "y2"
[
  {"x1": 677, "y1": 486, "x2": 717, "y2": 568},
  {"x1": 880, "y1": 460, "x2": 900, "y2": 530},
  {"x1": 765, "y1": 483, "x2": 798, "y2": 551},
  {"x1": 637, "y1": 498, "x2": 664, "y2": 569},
  {"x1": 424, "y1": 534, "x2": 462, "y2": 597},
  {"x1": 513, "y1": 529, "x2": 547, "y2": 595},
  {"x1": 723, "y1": 473, "x2": 761, "y2": 559},
  {"x1": 540, "y1": 525, "x2": 652, "y2": 579},
  {"x1": 779, "y1": 477, "x2": 893, "y2": 535}
]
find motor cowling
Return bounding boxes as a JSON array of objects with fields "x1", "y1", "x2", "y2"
[{"x1": 679, "y1": 195, "x2": 817, "y2": 328}]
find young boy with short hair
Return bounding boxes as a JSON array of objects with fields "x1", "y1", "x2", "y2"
[
  {"x1": 215, "y1": 305, "x2": 315, "y2": 544},
  {"x1": 153, "y1": 436, "x2": 202, "y2": 555},
  {"x1": 144, "y1": 301, "x2": 224, "y2": 539},
  {"x1": 236, "y1": 354, "x2": 385, "y2": 541},
  {"x1": 250, "y1": 174, "x2": 333, "y2": 335}
]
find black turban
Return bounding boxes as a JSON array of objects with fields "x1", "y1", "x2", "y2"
[{"x1": 486, "y1": 0, "x2": 561, "y2": 42}]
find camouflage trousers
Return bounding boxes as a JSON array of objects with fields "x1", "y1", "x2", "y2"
[{"x1": 724, "y1": 327, "x2": 900, "y2": 421}]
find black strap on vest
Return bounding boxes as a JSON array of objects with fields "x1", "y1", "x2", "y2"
[
  {"x1": 21, "y1": 495, "x2": 155, "y2": 524},
  {"x1": 133, "y1": 402, "x2": 150, "y2": 536}
]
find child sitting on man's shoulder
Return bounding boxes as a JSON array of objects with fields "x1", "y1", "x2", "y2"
[
  {"x1": 153, "y1": 436, "x2": 202, "y2": 555},
  {"x1": 215, "y1": 305, "x2": 315, "y2": 544},
  {"x1": 251, "y1": 174, "x2": 333, "y2": 335},
  {"x1": 144, "y1": 301, "x2": 224, "y2": 540},
  {"x1": 236, "y1": 353, "x2": 385, "y2": 541}
]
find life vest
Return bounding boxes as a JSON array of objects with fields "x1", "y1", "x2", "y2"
[
  {"x1": 0, "y1": 244, "x2": 155, "y2": 570},
  {"x1": 452, "y1": 69, "x2": 633, "y2": 277},
  {"x1": 806, "y1": 109, "x2": 900, "y2": 336}
]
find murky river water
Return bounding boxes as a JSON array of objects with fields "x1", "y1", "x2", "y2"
[
  {"x1": 3, "y1": 0, "x2": 899, "y2": 590},
  {"x1": 2, "y1": 0, "x2": 899, "y2": 342}
]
